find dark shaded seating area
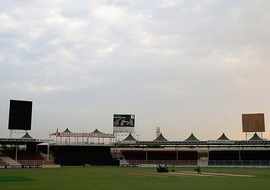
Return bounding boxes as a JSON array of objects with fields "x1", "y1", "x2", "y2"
[
  {"x1": 52, "y1": 146, "x2": 118, "y2": 166},
  {"x1": 179, "y1": 151, "x2": 198, "y2": 160},
  {"x1": 148, "y1": 151, "x2": 176, "y2": 160},
  {"x1": 241, "y1": 151, "x2": 270, "y2": 160},
  {"x1": 17, "y1": 151, "x2": 44, "y2": 160},
  {"x1": 209, "y1": 151, "x2": 239, "y2": 160},
  {"x1": 209, "y1": 150, "x2": 270, "y2": 165},
  {"x1": 121, "y1": 150, "x2": 198, "y2": 165},
  {"x1": 122, "y1": 151, "x2": 146, "y2": 160}
]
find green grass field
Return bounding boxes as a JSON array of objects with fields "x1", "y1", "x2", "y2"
[{"x1": 1, "y1": 166, "x2": 270, "y2": 190}]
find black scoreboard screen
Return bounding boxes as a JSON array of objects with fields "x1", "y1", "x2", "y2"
[
  {"x1": 113, "y1": 114, "x2": 135, "y2": 127},
  {"x1": 8, "y1": 100, "x2": 32, "y2": 130}
]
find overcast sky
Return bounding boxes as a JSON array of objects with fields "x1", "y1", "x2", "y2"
[{"x1": 0, "y1": 0, "x2": 270, "y2": 140}]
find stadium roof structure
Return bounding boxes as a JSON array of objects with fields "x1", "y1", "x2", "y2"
[
  {"x1": 49, "y1": 128, "x2": 60, "y2": 136},
  {"x1": 21, "y1": 132, "x2": 33, "y2": 139},
  {"x1": 122, "y1": 133, "x2": 137, "y2": 142},
  {"x1": 217, "y1": 133, "x2": 230, "y2": 141},
  {"x1": 49, "y1": 128, "x2": 114, "y2": 138},
  {"x1": 63, "y1": 128, "x2": 72, "y2": 133},
  {"x1": 185, "y1": 133, "x2": 200, "y2": 142},
  {"x1": 0, "y1": 138, "x2": 51, "y2": 145},
  {"x1": 90, "y1": 129, "x2": 114, "y2": 138},
  {"x1": 249, "y1": 133, "x2": 263, "y2": 141},
  {"x1": 153, "y1": 133, "x2": 168, "y2": 142}
]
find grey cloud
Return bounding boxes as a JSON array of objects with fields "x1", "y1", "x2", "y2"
[{"x1": 0, "y1": 0, "x2": 270, "y2": 140}]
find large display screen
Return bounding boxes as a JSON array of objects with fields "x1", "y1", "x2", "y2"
[
  {"x1": 113, "y1": 114, "x2": 135, "y2": 127},
  {"x1": 242, "y1": 113, "x2": 265, "y2": 132},
  {"x1": 8, "y1": 100, "x2": 32, "y2": 130}
]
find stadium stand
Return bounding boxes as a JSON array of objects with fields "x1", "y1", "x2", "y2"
[
  {"x1": 112, "y1": 131, "x2": 270, "y2": 167},
  {"x1": 2, "y1": 128, "x2": 270, "y2": 168},
  {"x1": 209, "y1": 150, "x2": 270, "y2": 166},
  {"x1": 16, "y1": 151, "x2": 45, "y2": 167},
  {"x1": 0, "y1": 156, "x2": 21, "y2": 168},
  {"x1": 0, "y1": 137, "x2": 54, "y2": 168},
  {"x1": 51, "y1": 145, "x2": 118, "y2": 166},
  {"x1": 119, "y1": 150, "x2": 198, "y2": 166}
]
